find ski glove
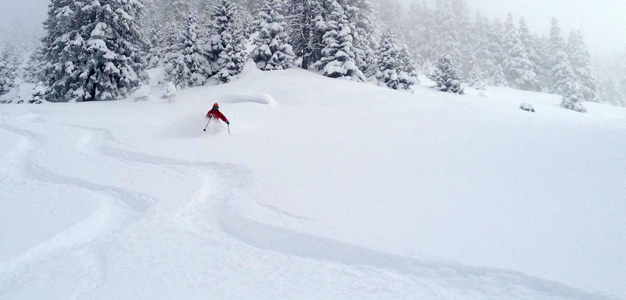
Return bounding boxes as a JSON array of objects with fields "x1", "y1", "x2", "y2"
[{"x1": 226, "y1": 121, "x2": 230, "y2": 125}]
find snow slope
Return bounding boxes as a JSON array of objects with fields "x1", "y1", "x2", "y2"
[{"x1": 1, "y1": 66, "x2": 625, "y2": 300}]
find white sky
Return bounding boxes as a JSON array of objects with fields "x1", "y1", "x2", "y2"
[
  {"x1": 0, "y1": 0, "x2": 625, "y2": 58},
  {"x1": 0, "y1": 0, "x2": 48, "y2": 45}
]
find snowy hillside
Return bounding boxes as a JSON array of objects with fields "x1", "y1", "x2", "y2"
[{"x1": 1, "y1": 66, "x2": 625, "y2": 300}]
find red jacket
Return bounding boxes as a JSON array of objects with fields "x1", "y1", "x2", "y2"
[{"x1": 206, "y1": 109, "x2": 229, "y2": 123}]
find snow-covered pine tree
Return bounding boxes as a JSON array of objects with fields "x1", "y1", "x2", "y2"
[
  {"x1": 486, "y1": 18, "x2": 505, "y2": 75},
  {"x1": 236, "y1": 0, "x2": 264, "y2": 15},
  {"x1": 314, "y1": 1, "x2": 365, "y2": 81},
  {"x1": 164, "y1": 13, "x2": 212, "y2": 88},
  {"x1": 567, "y1": 30, "x2": 601, "y2": 102},
  {"x1": 371, "y1": 0, "x2": 403, "y2": 32},
  {"x1": 449, "y1": 0, "x2": 473, "y2": 77},
  {"x1": 0, "y1": 46, "x2": 17, "y2": 97},
  {"x1": 168, "y1": 0, "x2": 192, "y2": 24},
  {"x1": 375, "y1": 30, "x2": 415, "y2": 90},
  {"x1": 30, "y1": 83, "x2": 46, "y2": 104},
  {"x1": 433, "y1": 1, "x2": 462, "y2": 70},
  {"x1": 560, "y1": 76, "x2": 586, "y2": 113},
  {"x1": 547, "y1": 17, "x2": 579, "y2": 97},
  {"x1": 599, "y1": 76, "x2": 625, "y2": 107},
  {"x1": 286, "y1": 0, "x2": 325, "y2": 70},
  {"x1": 0, "y1": 62, "x2": 13, "y2": 99},
  {"x1": 209, "y1": 0, "x2": 248, "y2": 83},
  {"x1": 42, "y1": 0, "x2": 147, "y2": 102},
  {"x1": 550, "y1": 50, "x2": 580, "y2": 97},
  {"x1": 79, "y1": 0, "x2": 147, "y2": 101},
  {"x1": 141, "y1": 4, "x2": 165, "y2": 68},
  {"x1": 412, "y1": 1, "x2": 436, "y2": 63},
  {"x1": 468, "y1": 62, "x2": 486, "y2": 90},
  {"x1": 518, "y1": 17, "x2": 545, "y2": 89},
  {"x1": 491, "y1": 63, "x2": 508, "y2": 87},
  {"x1": 24, "y1": 46, "x2": 46, "y2": 84},
  {"x1": 433, "y1": 53, "x2": 464, "y2": 94},
  {"x1": 251, "y1": 0, "x2": 295, "y2": 71},
  {"x1": 533, "y1": 34, "x2": 551, "y2": 91},
  {"x1": 502, "y1": 13, "x2": 538, "y2": 91},
  {"x1": 340, "y1": 0, "x2": 377, "y2": 76},
  {"x1": 471, "y1": 11, "x2": 492, "y2": 76},
  {"x1": 423, "y1": 59, "x2": 436, "y2": 81},
  {"x1": 398, "y1": 45, "x2": 419, "y2": 85},
  {"x1": 405, "y1": 2, "x2": 424, "y2": 65},
  {"x1": 234, "y1": 1, "x2": 256, "y2": 39},
  {"x1": 40, "y1": 0, "x2": 78, "y2": 101}
]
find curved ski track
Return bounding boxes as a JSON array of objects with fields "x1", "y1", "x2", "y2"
[{"x1": 0, "y1": 112, "x2": 613, "y2": 300}]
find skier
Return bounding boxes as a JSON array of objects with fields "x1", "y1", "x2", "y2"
[{"x1": 206, "y1": 103, "x2": 230, "y2": 124}]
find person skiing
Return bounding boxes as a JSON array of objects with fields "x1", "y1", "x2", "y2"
[{"x1": 206, "y1": 103, "x2": 229, "y2": 125}]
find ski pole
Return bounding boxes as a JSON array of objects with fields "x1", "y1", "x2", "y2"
[
  {"x1": 228, "y1": 123, "x2": 231, "y2": 134},
  {"x1": 203, "y1": 116, "x2": 212, "y2": 131}
]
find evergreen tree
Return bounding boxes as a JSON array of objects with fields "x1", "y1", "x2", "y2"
[
  {"x1": 433, "y1": 2, "x2": 462, "y2": 68},
  {"x1": 599, "y1": 75, "x2": 625, "y2": 107},
  {"x1": 487, "y1": 18, "x2": 505, "y2": 71},
  {"x1": 423, "y1": 59, "x2": 436, "y2": 80},
  {"x1": 314, "y1": 1, "x2": 365, "y2": 81},
  {"x1": 547, "y1": 17, "x2": 579, "y2": 97},
  {"x1": 567, "y1": 30, "x2": 601, "y2": 102},
  {"x1": 518, "y1": 17, "x2": 545, "y2": 89},
  {"x1": 30, "y1": 83, "x2": 47, "y2": 104},
  {"x1": 42, "y1": 0, "x2": 147, "y2": 102},
  {"x1": 371, "y1": 0, "x2": 403, "y2": 32},
  {"x1": 490, "y1": 63, "x2": 508, "y2": 87},
  {"x1": 449, "y1": 0, "x2": 472, "y2": 77},
  {"x1": 413, "y1": 1, "x2": 436, "y2": 62},
  {"x1": 142, "y1": 2, "x2": 166, "y2": 68},
  {"x1": 164, "y1": 13, "x2": 212, "y2": 88},
  {"x1": 0, "y1": 46, "x2": 18, "y2": 97},
  {"x1": 340, "y1": 0, "x2": 377, "y2": 75},
  {"x1": 24, "y1": 46, "x2": 46, "y2": 84},
  {"x1": 533, "y1": 34, "x2": 551, "y2": 91},
  {"x1": 168, "y1": 0, "x2": 192, "y2": 24},
  {"x1": 286, "y1": 0, "x2": 325, "y2": 70},
  {"x1": 236, "y1": 0, "x2": 264, "y2": 15},
  {"x1": 468, "y1": 62, "x2": 486, "y2": 90},
  {"x1": 502, "y1": 13, "x2": 538, "y2": 90},
  {"x1": 405, "y1": 2, "x2": 424, "y2": 65},
  {"x1": 433, "y1": 53, "x2": 464, "y2": 94},
  {"x1": 209, "y1": 0, "x2": 248, "y2": 83},
  {"x1": 561, "y1": 77, "x2": 586, "y2": 113},
  {"x1": 472, "y1": 11, "x2": 497, "y2": 83},
  {"x1": 375, "y1": 30, "x2": 416, "y2": 90},
  {"x1": 398, "y1": 45, "x2": 419, "y2": 85},
  {"x1": 550, "y1": 50, "x2": 581, "y2": 97},
  {"x1": 251, "y1": 0, "x2": 295, "y2": 71}
]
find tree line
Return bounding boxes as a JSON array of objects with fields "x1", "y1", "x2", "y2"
[{"x1": 0, "y1": 0, "x2": 624, "y2": 110}]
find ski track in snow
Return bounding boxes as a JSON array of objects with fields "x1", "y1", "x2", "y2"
[{"x1": 0, "y1": 111, "x2": 616, "y2": 300}]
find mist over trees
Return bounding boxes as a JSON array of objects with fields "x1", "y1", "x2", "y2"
[{"x1": 0, "y1": 0, "x2": 624, "y2": 108}]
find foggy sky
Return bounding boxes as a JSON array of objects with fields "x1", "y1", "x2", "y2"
[{"x1": 1, "y1": 0, "x2": 625, "y2": 57}]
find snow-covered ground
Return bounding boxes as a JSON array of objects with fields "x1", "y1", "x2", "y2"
[{"x1": 1, "y1": 66, "x2": 625, "y2": 300}]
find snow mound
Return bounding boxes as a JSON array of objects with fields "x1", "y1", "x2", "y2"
[
  {"x1": 147, "y1": 67, "x2": 166, "y2": 86},
  {"x1": 13, "y1": 112, "x2": 50, "y2": 123},
  {"x1": 520, "y1": 102, "x2": 535, "y2": 112},
  {"x1": 238, "y1": 59, "x2": 262, "y2": 79},
  {"x1": 221, "y1": 93, "x2": 278, "y2": 106}
]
